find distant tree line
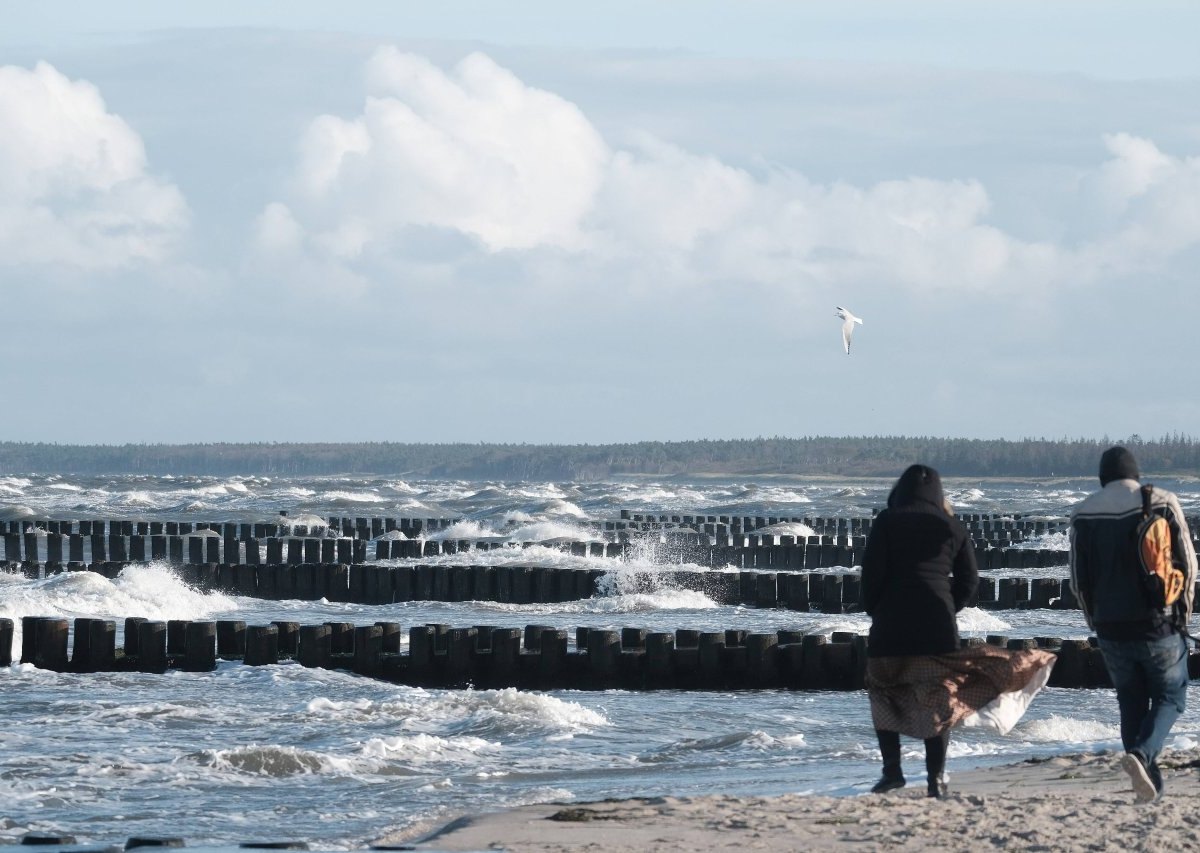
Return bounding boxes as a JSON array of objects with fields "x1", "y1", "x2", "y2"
[{"x1": 0, "y1": 435, "x2": 1196, "y2": 479}]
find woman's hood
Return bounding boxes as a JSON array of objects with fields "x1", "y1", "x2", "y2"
[{"x1": 887, "y1": 464, "x2": 945, "y2": 510}]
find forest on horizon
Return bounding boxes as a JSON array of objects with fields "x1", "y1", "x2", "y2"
[{"x1": 0, "y1": 435, "x2": 1196, "y2": 480}]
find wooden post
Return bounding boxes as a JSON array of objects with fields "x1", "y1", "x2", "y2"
[
  {"x1": 746, "y1": 633, "x2": 779, "y2": 686},
  {"x1": 646, "y1": 632, "x2": 675, "y2": 683},
  {"x1": 138, "y1": 621, "x2": 168, "y2": 673},
  {"x1": 408, "y1": 625, "x2": 436, "y2": 682},
  {"x1": 801, "y1": 634, "x2": 828, "y2": 689},
  {"x1": 446, "y1": 627, "x2": 478, "y2": 685},
  {"x1": 586, "y1": 629, "x2": 621, "y2": 685},
  {"x1": 272, "y1": 621, "x2": 300, "y2": 658},
  {"x1": 488, "y1": 628, "x2": 522, "y2": 686},
  {"x1": 698, "y1": 632, "x2": 725, "y2": 685},
  {"x1": 297, "y1": 624, "x2": 332, "y2": 669},
  {"x1": 182, "y1": 622, "x2": 217, "y2": 671},
  {"x1": 538, "y1": 629, "x2": 568, "y2": 686},
  {"x1": 0, "y1": 617, "x2": 12, "y2": 666},
  {"x1": 216, "y1": 620, "x2": 247, "y2": 658},
  {"x1": 352, "y1": 625, "x2": 384, "y2": 675},
  {"x1": 244, "y1": 625, "x2": 279, "y2": 666}
]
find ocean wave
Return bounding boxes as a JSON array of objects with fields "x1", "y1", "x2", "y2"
[
  {"x1": 1018, "y1": 714, "x2": 1120, "y2": 743},
  {"x1": 583, "y1": 587, "x2": 718, "y2": 613},
  {"x1": 503, "y1": 520, "x2": 600, "y2": 544},
  {"x1": 640, "y1": 729, "x2": 807, "y2": 762},
  {"x1": 320, "y1": 490, "x2": 386, "y2": 504},
  {"x1": 304, "y1": 687, "x2": 607, "y2": 741},
  {"x1": 427, "y1": 520, "x2": 499, "y2": 541},
  {"x1": 957, "y1": 608, "x2": 1012, "y2": 633},
  {"x1": 0, "y1": 504, "x2": 36, "y2": 520},
  {"x1": 192, "y1": 745, "x2": 338, "y2": 777},
  {"x1": 360, "y1": 733, "x2": 499, "y2": 765},
  {"x1": 0, "y1": 564, "x2": 237, "y2": 650}
]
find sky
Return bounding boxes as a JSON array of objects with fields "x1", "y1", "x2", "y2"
[{"x1": 2, "y1": 1, "x2": 1199, "y2": 446}]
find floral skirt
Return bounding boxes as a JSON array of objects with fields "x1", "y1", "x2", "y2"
[{"x1": 866, "y1": 645, "x2": 1058, "y2": 739}]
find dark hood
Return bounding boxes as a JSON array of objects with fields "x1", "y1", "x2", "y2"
[
  {"x1": 887, "y1": 464, "x2": 946, "y2": 511},
  {"x1": 1099, "y1": 445, "x2": 1140, "y2": 486}
]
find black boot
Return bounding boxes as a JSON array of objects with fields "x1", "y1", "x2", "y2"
[
  {"x1": 925, "y1": 731, "x2": 949, "y2": 798},
  {"x1": 872, "y1": 729, "x2": 905, "y2": 793}
]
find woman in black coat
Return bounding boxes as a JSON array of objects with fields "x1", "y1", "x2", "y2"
[
  {"x1": 861, "y1": 465, "x2": 1056, "y2": 798},
  {"x1": 861, "y1": 464, "x2": 977, "y2": 797}
]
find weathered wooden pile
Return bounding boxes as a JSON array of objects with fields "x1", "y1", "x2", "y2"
[
  {"x1": 9, "y1": 510, "x2": 1200, "y2": 691},
  {"x1": 10, "y1": 615, "x2": 1188, "y2": 691}
]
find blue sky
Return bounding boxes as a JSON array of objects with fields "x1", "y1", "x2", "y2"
[{"x1": 2, "y1": 2, "x2": 1198, "y2": 445}]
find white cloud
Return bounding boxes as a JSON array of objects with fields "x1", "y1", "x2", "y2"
[
  {"x1": 0, "y1": 61, "x2": 188, "y2": 270},
  {"x1": 1095, "y1": 132, "x2": 1176, "y2": 204},
  {"x1": 279, "y1": 48, "x2": 609, "y2": 255},
  {"x1": 1077, "y1": 133, "x2": 1200, "y2": 276},
  {"x1": 260, "y1": 49, "x2": 1200, "y2": 298}
]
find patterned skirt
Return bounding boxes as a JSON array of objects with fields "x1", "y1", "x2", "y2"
[{"x1": 866, "y1": 645, "x2": 1058, "y2": 740}]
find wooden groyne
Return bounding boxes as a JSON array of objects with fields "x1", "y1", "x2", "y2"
[
  {"x1": 8, "y1": 615, "x2": 1198, "y2": 691},
  {"x1": 0, "y1": 512, "x2": 1101, "y2": 573},
  {"x1": 0, "y1": 555, "x2": 1131, "y2": 613}
]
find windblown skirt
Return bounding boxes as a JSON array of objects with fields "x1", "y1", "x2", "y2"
[{"x1": 866, "y1": 645, "x2": 1057, "y2": 739}]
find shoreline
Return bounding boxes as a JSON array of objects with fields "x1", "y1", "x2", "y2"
[{"x1": 382, "y1": 748, "x2": 1200, "y2": 852}]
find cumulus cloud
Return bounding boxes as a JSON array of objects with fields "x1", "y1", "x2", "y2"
[
  {"x1": 0, "y1": 61, "x2": 188, "y2": 271},
  {"x1": 259, "y1": 49, "x2": 1199, "y2": 296},
  {"x1": 273, "y1": 48, "x2": 608, "y2": 256},
  {"x1": 1080, "y1": 133, "x2": 1200, "y2": 267}
]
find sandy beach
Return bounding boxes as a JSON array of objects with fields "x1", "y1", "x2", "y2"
[{"x1": 384, "y1": 748, "x2": 1200, "y2": 852}]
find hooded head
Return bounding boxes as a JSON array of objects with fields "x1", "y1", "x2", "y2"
[
  {"x1": 887, "y1": 464, "x2": 945, "y2": 511},
  {"x1": 1099, "y1": 446, "x2": 1140, "y2": 486}
]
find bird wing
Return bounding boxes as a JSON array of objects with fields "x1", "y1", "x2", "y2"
[{"x1": 841, "y1": 318, "x2": 855, "y2": 354}]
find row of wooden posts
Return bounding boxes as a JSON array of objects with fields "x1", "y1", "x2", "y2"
[
  {"x1": 0, "y1": 513, "x2": 1092, "y2": 564},
  {"x1": 11, "y1": 615, "x2": 1185, "y2": 690},
  {"x1": 2, "y1": 558, "x2": 1097, "y2": 611},
  {"x1": 1, "y1": 531, "x2": 1071, "y2": 571},
  {"x1": 9, "y1": 512, "x2": 1200, "y2": 555}
]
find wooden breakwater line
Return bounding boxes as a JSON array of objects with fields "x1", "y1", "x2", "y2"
[
  {"x1": 0, "y1": 511, "x2": 1109, "y2": 569},
  {"x1": 0, "y1": 511, "x2": 1079, "y2": 541},
  {"x1": 11, "y1": 616, "x2": 1194, "y2": 690},
  {"x1": 1, "y1": 530, "x2": 1073, "y2": 573},
  {"x1": 7, "y1": 511, "x2": 1198, "y2": 560},
  {"x1": 0, "y1": 556, "x2": 1105, "y2": 611}
]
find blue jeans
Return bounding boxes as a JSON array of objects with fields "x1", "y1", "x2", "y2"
[{"x1": 1098, "y1": 633, "x2": 1189, "y2": 767}]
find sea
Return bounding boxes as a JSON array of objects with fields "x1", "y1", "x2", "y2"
[{"x1": 3, "y1": 472, "x2": 1200, "y2": 849}]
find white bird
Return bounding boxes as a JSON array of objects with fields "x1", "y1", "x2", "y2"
[{"x1": 835, "y1": 306, "x2": 863, "y2": 354}]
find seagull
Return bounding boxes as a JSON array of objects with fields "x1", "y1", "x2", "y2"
[{"x1": 835, "y1": 306, "x2": 863, "y2": 355}]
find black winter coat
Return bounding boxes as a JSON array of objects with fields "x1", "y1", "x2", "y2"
[{"x1": 861, "y1": 500, "x2": 979, "y2": 658}]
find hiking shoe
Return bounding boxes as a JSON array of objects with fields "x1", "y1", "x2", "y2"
[
  {"x1": 1121, "y1": 752, "x2": 1158, "y2": 803},
  {"x1": 927, "y1": 775, "x2": 948, "y2": 799},
  {"x1": 871, "y1": 774, "x2": 906, "y2": 794}
]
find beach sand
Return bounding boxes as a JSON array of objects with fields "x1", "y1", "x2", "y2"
[{"x1": 381, "y1": 749, "x2": 1200, "y2": 852}]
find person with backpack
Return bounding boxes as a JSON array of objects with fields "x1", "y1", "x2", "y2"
[{"x1": 1070, "y1": 445, "x2": 1197, "y2": 802}]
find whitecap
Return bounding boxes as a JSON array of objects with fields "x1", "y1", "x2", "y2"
[
  {"x1": 321, "y1": 490, "x2": 385, "y2": 504},
  {"x1": 1018, "y1": 714, "x2": 1120, "y2": 743},
  {"x1": 957, "y1": 608, "x2": 1012, "y2": 633}
]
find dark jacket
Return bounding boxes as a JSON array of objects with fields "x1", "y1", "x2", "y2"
[
  {"x1": 1070, "y1": 478, "x2": 1197, "y2": 640},
  {"x1": 860, "y1": 465, "x2": 979, "y2": 658}
]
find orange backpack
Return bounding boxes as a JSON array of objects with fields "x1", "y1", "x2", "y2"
[{"x1": 1137, "y1": 484, "x2": 1187, "y2": 610}]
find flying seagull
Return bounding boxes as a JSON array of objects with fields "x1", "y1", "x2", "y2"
[{"x1": 835, "y1": 306, "x2": 863, "y2": 355}]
